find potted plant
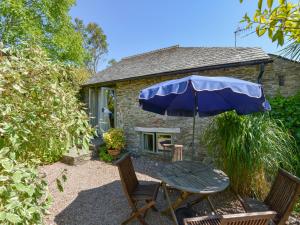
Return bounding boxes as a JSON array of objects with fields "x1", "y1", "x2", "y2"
[{"x1": 103, "y1": 128, "x2": 125, "y2": 157}]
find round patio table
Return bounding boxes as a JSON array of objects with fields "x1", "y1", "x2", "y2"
[{"x1": 157, "y1": 160, "x2": 230, "y2": 225}]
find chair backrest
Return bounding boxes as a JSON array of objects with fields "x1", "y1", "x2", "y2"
[
  {"x1": 264, "y1": 168, "x2": 300, "y2": 225},
  {"x1": 220, "y1": 211, "x2": 277, "y2": 225},
  {"x1": 115, "y1": 154, "x2": 139, "y2": 207},
  {"x1": 184, "y1": 211, "x2": 276, "y2": 225}
]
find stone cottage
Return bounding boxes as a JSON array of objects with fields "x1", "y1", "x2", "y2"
[{"x1": 82, "y1": 45, "x2": 300, "y2": 158}]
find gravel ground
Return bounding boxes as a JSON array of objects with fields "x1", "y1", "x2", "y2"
[{"x1": 40, "y1": 156, "x2": 300, "y2": 225}]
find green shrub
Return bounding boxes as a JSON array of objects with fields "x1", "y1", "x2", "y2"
[
  {"x1": 269, "y1": 92, "x2": 300, "y2": 176},
  {"x1": 99, "y1": 145, "x2": 113, "y2": 163},
  {"x1": 269, "y1": 92, "x2": 300, "y2": 148},
  {"x1": 0, "y1": 44, "x2": 94, "y2": 163},
  {"x1": 103, "y1": 128, "x2": 125, "y2": 150},
  {"x1": 202, "y1": 112, "x2": 297, "y2": 199},
  {"x1": 0, "y1": 148, "x2": 52, "y2": 224}
]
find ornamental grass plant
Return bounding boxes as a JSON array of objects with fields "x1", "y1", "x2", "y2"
[{"x1": 202, "y1": 112, "x2": 298, "y2": 199}]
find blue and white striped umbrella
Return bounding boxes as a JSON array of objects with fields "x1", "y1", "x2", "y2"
[{"x1": 139, "y1": 75, "x2": 270, "y2": 157}]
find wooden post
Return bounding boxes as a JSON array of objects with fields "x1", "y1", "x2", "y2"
[{"x1": 172, "y1": 145, "x2": 183, "y2": 162}]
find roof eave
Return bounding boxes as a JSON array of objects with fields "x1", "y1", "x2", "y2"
[{"x1": 83, "y1": 58, "x2": 273, "y2": 87}]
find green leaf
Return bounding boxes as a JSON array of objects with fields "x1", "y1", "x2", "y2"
[
  {"x1": 258, "y1": 28, "x2": 267, "y2": 36},
  {"x1": 0, "y1": 175, "x2": 9, "y2": 181},
  {"x1": 2, "y1": 159, "x2": 14, "y2": 172},
  {"x1": 277, "y1": 30, "x2": 284, "y2": 45},
  {"x1": 0, "y1": 212, "x2": 6, "y2": 221},
  {"x1": 62, "y1": 174, "x2": 67, "y2": 182},
  {"x1": 279, "y1": 0, "x2": 285, "y2": 5},
  {"x1": 6, "y1": 213, "x2": 21, "y2": 223},
  {"x1": 258, "y1": 0, "x2": 263, "y2": 10},
  {"x1": 56, "y1": 179, "x2": 63, "y2": 192},
  {"x1": 12, "y1": 171, "x2": 23, "y2": 183},
  {"x1": 268, "y1": 28, "x2": 273, "y2": 39},
  {"x1": 15, "y1": 183, "x2": 27, "y2": 192},
  {"x1": 267, "y1": 0, "x2": 274, "y2": 8}
]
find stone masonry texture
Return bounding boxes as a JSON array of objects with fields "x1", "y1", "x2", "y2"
[{"x1": 86, "y1": 56, "x2": 300, "y2": 158}]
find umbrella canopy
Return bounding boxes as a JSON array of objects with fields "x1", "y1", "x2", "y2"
[
  {"x1": 139, "y1": 75, "x2": 270, "y2": 158},
  {"x1": 139, "y1": 75, "x2": 270, "y2": 117}
]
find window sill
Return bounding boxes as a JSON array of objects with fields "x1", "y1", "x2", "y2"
[{"x1": 135, "y1": 127, "x2": 180, "y2": 133}]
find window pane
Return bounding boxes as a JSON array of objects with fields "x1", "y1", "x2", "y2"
[
  {"x1": 157, "y1": 134, "x2": 172, "y2": 151},
  {"x1": 144, "y1": 133, "x2": 154, "y2": 152}
]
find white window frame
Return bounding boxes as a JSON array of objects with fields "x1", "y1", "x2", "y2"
[
  {"x1": 141, "y1": 132, "x2": 173, "y2": 153},
  {"x1": 156, "y1": 133, "x2": 173, "y2": 153}
]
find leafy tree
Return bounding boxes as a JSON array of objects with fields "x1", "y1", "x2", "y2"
[
  {"x1": 74, "y1": 18, "x2": 108, "y2": 74},
  {"x1": 0, "y1": 0, "x2": 87, "y2": 65},
  {"x1": 107, "y1": 58, "x2": 117, "y2": 67},
  {"x1": 240, "y1": 0, "x2": 300, "y2": 60},
  {"x1": 0, "y1": 44, "x2": 94, "y2": 163}
]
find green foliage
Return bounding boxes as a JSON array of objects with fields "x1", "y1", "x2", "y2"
[
  {"x1": 107, "y1": 59, "x2": 117, "y2": 68},
  {"x1": 74, "y1": 18, "x2": 108, "y2": 74},
  {"x1": 55, "y1": 169, "x2": 68, "y2": 192},
  {"x1": 0, "y1": 0, "x2": 88, "y2": 65},
  {"x1": 0, "y1": 44, "x2": 94, "y2": 163},
  {"x1": 295, "y1": 201, "x2": 300, "y2": 213},
  {"x1": 0, "y1": 148, "x2": 52, "y2": 224},
  {"x1": 240, "y1": 0, "x2": 300, "y2": 60},
  {"x1": 269, "y1": 92, "x2": 300, "y2": 176},
  {"x1": 99, "y1": 145, "x2": 114, "y2": 163},
  {"x1": 103, "y1": 128, "x2": 125, "y2": 150},
  {"x1": 202, "y1": 112, "x2": 297, "y2": 198}
]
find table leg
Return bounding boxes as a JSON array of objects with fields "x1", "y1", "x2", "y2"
[
  {"x1": 188, "y1": 195, "x2": 216, "y2": 214},
  {"x1": 207, "y1": 196, "x2": 216, "y2": 214},
  {"x1": 161, "y1": 188, "x2": 191, "y2": 215},
  {"x1": 161, "y1": 183, "x2": 179, "y2": 225}
]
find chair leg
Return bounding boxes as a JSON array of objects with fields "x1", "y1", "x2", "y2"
[
  {"x1": 122, "y1": 200, "x2": 155, "y2": 225},
  {"x1": 146, "y1": 200, "x2": 158, "y2": 212}
]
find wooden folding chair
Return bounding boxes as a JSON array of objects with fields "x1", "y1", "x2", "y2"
[
  {"x1": 184, "y1": 211, "x2": 276, "y2": 225},
  {"x1": 115, "y1": 153, "x2": 160, "y2": 225},
  {"x1": 238, "y1": 168, "x2": 300, "y2": 225}
]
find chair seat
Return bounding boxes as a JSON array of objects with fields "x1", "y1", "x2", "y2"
[
  {"x1": 243, "y1": 198, "x2": 279, "y2": 225},
  {"x1": 243, "y1": 198, "x2": 270, "y2": 213},
  {"x1": 131, "y1": 182, "x2": 160, "y2": 201},
  {"x1": 185, "y1": 217, "x2": 221, "y2": 225}
]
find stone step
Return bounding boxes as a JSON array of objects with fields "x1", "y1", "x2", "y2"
[{"x1": 61, "y1": 147, "x2": 91, "y2": 166}]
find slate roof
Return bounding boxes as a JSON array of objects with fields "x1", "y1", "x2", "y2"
[{"x1": 85, "y1": 45, "x2": 272, "y2": 85}]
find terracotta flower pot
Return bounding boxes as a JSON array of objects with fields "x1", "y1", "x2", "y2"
[{"x1": 107, "y1": 148, "x2": 121, "y2": 157}]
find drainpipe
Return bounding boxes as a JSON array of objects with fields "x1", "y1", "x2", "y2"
[{"x1": 257, "y1": 63, "x2": 265, "y2": 84}]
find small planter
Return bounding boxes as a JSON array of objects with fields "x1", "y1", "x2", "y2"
[{"x1": 107, "y1": 148, "x2": 121, "y2": 157}]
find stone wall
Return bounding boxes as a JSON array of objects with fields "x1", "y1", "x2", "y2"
[
  {"x1": 263, "y1": 55, "x2": 300, "y2": 97},
  {"x1": 92, "y1": 58, "x2": 300, "y2": 158}
]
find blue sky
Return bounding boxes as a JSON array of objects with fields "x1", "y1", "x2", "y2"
[{"x1": 70, "y1": 0, "x2": 286, "y2": 70}]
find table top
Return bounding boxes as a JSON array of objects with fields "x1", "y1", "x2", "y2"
[{"x1": 157, "y1": 160, "x2": 230, "y2": 194}]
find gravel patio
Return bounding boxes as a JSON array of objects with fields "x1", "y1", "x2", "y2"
[{"x1": 41, "y1": 156, "x2": 300, "y2": 225}]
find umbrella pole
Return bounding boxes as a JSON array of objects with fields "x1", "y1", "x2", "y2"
[{"x1": 191, "y1": 91, "x2": 196, "y2": 159}]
